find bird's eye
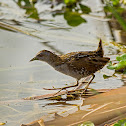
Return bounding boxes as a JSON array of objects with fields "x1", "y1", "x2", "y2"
[{"x1": 38, "y1": 53, "x2": 43, "y2": 57}]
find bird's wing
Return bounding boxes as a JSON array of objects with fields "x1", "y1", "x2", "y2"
[
  {"x1": 65, "y1": 52, "x2": 109, "y2": 72},
  {"x1": 60, "y1": 51, "x2": 96, "y2": 61}
]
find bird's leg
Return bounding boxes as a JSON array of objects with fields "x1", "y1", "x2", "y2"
[
  {"x1": 83, "y1": 74, "x2": 95, "y2": 93},
  {"x1": 43, "y1": 80, "x2": 79, "y2": 91},
  {"x1": 54, "y1": 80, "x2": 79, "y2": 95},
  {"x1": 67, "y1": 75, "x2": 95, "y2": 94},
  {"x1": 74, "y1": 75, "x2": 92, "y2": 90}
]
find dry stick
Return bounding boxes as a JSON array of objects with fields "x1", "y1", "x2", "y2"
[
  {"x1": 99, "y1": 104, "x2": 126, "y2": 115},
  {"x1": 0, "y1": 21, "x2": 43, "y2": 40},
  {"x1": 67, "y1": 102, "x2": 113, "y2": 126},
  {"x1": 43, "y1": 80, "x2": 79, "y2": 91},
  {"x1": 81, "y1": 102, "x2": 113, "y2": 119},
  {"x1": 54, "y1": 81, "x2": 79, "y2": 95}
]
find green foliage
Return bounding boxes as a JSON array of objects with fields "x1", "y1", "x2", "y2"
[
  {"x1": 78, "y1": 121, "x2": 95, "y2": 126},
  {"x1": 104, "y1": 0, "x2": 124, "y2": 13},
  {"x1": 64, "y1": 9, "x2": 86, "y2": 26},
  {"x1": 113, "y1": 119, "x2": 126, "y2": 126},
  {"x1": 107, "y1": 4, "x2": 126, "y2": 31},
  {"x1": 104, "y1": 5, "x2": 124, "y2": 14},
  {"x1": 52, "y1": 0, "x2": 91, "y2": 26},
  {"x1": 14, "y1": 0, "x2": 91, "y2": 26},
  {"x1": 103, "y1": 74, "x2": 112, "y2": 79},
  {"x1": 107, "y1": 54, "x2": 126, "y2": 73},
  {"x1": 116, "y1": 54, "x2": 126, "y2": 61},
  {"x1": 63, "y1": 1, "x2": 91, "y2": 26},
  {"x1": 111, "y1": 0, "x2": 120, "y2": 6},
  {"x1": 14, "y1": 0, "x2": 39, "y2": 20},
  {"x1": 79, "y1": 4, "x2": 91, "y2": 14},
  {"x1": 104, "y1": 1, "x2": 126, "y2": 31},
  {"x1": 64, "y1": 0, "x2": 77, "y2": 6}
]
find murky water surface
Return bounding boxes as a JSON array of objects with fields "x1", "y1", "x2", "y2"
[{"x1": 0, "y1": 0, "x2": 124, "y2": 125}]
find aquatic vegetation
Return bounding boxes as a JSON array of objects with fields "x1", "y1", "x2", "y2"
[
  {"x1": 78, "y1": 121, "x2": 94, "y2": 126},
  {"x1": 52, "y1": 0, "x2": 91, "y2": 26},
  {"x1": 13, "y1": 0, "x2": 91, "y2": 26},
  {"x1": 107, "y1": 53, "x2": 126, "y2": 73},
  {"x1": 14, "y1": 0, "x2": 39, "y2": 20},
  {"x1": 104, "y1": 0, "x2": 126, "y2": 31},
  {"x1": 113, "y1": 118, "x2": 126, "y2": 126}
]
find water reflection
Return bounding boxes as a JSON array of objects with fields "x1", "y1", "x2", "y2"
[{"x1": 42, "y1": 101, "x2": 78, "y2": 107}]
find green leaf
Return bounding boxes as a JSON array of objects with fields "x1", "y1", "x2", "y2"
[
  {"x1": 64, "y1": 0, "x2": 77, "y2": 6},
  {"x1": 107, "y1": 54, "x2": 126, "y2": 71},
  {"x1": 64, "y1": 9, "x2": 86, "y2": 26},
  {"x1": 107, "y1": 60, "x2": 126, "y2": 70},
  {"x1": 113, "y1": 119, "x2": 126, "y2": 126},
  {"x1": 15, "y1": 0, "x2": 40, "y2": 20},
  {"x1": 111, "y1": 0, "x2": 120, "y2": 6},
  {"x1": 107, "y1": 61, "x2": 115, "y2": 70},
  {"x1": 107, "y1": 3, "x2": 126, "y2": 31},
  {"x1": 113, "y1": 124, "x2": 120, "y2": 126},
  {"x1": 116, "y1": 53, "x2": 126, "y2": 61},
  {"x1": 79, "y1": 4, "x2": 91, "y2": 14},
  {"x1": 78, "y1": 121, "x2": 95, "y2": 126},
  {"x1": 103, "y1": 74, "x2": 112, "y2": 79}
]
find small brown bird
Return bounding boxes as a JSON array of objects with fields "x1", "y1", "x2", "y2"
[{"x1": 30, "y1": 39, "x2": 110, "y2": 92}]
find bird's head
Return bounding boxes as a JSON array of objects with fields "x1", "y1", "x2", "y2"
[{"x1": 30, "y1": 50, "x2": 52, "y2": 62}]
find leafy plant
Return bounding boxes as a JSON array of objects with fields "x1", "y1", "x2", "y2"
[
  {"x1": 107, "y1": 53, "x2": 126, "y2": 73},
  {"x1": 14, "y1": 0, "x2": 39, "y2": 20},
  {"x1": 113, "y1": 118, "x2": 126, "y2": 126},
  {"x1": 52, "y1": 0, "x2": 91, "y2": 26},
  {"x1": 14, "y1": 0, "x2": 91, "y2": 26},
  {"x1": 104, "y1": 0, "x2": 124, "y2": 14},
  {"x1": 78, "y1": 121, "x2": 95, "y2": 126},
  {"x1": 64, "y1": 9, "x2": 87, "y2": 26},
  {"x1": 64, "y1": 0, "x2": 78, "y2": 6},
  {"x1": 104, "y1": 0, "x2": 126, "y2": 31}
]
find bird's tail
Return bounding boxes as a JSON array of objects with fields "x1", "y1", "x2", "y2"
[{"x1": 96, "y1": 39, "x2": 104, "y2": 57}]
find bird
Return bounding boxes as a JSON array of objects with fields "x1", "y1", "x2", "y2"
[{"x1": 30, "y1": 39, "x2": 110, "y2": 93}]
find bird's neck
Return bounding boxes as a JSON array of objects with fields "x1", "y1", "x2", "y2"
[{"x1": 44, "y1": 52, "x2": 62, "y2": 67}]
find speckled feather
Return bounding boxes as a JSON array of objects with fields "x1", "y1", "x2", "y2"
[
  {"x1": 30, "y1": 39, "x2": 110, "y2": 81},
  {"x1": 55, "y1": 40, "x2": 109, "y2": 79}
]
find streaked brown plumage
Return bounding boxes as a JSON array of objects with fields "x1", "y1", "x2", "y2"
[{"x1": 30, "y1": 39, "x2": 110, "y2": 92}]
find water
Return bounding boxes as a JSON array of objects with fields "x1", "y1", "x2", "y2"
[{"x1": 0, "y1": 0, "x2": 123, "y2": 125}]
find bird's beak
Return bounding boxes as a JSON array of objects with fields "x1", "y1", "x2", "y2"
[{"x1": 30, "y1": 57, "x2": 38, "y2": 62}]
